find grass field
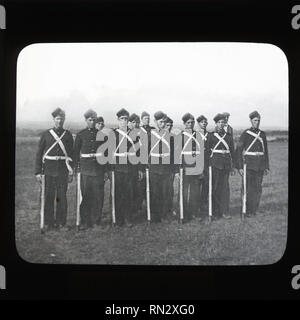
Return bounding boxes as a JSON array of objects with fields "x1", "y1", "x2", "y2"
[{"x1": 15, "y1": 137, "x2": 288, "y2": 265}]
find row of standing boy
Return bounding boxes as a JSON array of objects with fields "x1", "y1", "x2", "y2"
[{"x1": 35, "y1": 108, "x2": 269, "y2": 231}]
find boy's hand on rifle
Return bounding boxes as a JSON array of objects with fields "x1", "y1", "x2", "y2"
[
  {"x1": 238, "y1": 169, "x2": 244, "y2": 176},
  {"x1": 35, "y1": 174, "x2": 42, "y2": 184},
  {"x1": 138, "y1": 170, "x2": 144, "y2": 181},
  {"x1": 104, "y1": 172, "x2": 109, "y2": 182}
]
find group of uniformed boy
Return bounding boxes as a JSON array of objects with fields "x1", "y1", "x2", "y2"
[{"x1": 35, "y1": 107, "x2": 269, "y2": 231}]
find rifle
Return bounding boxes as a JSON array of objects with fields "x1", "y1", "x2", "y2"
[
  {"x1": 40, "y1": 172, "x2": 45, "y2": 234},
  {"x1": 242, "y1": 163, "x2": 247, "y2": 220},
  {"x1": 76, "y1": 169, "x2": 81, "y2": 230},
  {"x1": 208, "y1": 166, "x2": 212, "y2": 223},
  {"x1": 146, "y1": 167, "x2": 151, "y2": 224},
  {"x1": 179, "y1": 166, "x2": 184, "y2": 223},
  {"x1": 111, "y1": 170, "x2": 116, "y2": 226}
]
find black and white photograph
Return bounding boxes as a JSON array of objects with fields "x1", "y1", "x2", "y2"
[{"x1": 15, "y1": 42, "x2": 288, "y2": 265}]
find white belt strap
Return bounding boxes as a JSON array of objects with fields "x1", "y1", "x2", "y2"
[
  {"x1": 114, "y1": 152, "x2": 136, "y2": 157},
  {"x1": 42, "y1": 130, "x2": 66, "y2": 161},
  {"x1": 44, "y1": 156, "x2": 72, "y2": 161},
  {"x1": 80, "y1": 152, "x2": 103, "y2": 158},
  {"x1": 150, "y1": 130, "x2": 171, "y2": 152},
  {"x1": 140, "y1": 127, "x2": 147, "y2": 134},
  {"x1": 114, "y1": 129, "x2": 136, "y2": 157},
  {"x1": 43, "y1": 130, "x2": 73, "y2": 175},
  {"x1": 149, "y1": 131, "x2": 170, "y2": 156},
  {"x1": 150, "y1": 152, "x2": 170, "y2": 158},
  {"x1": 210, "y1": 133, "x2": 229, "y2": 157},
  {"x1": 245, "y1": 130, "x2": 265, "y2": 153},
  {"x1": 181, "y1": 131, "x2": 201, "y2": 155},
  {"x1": 199, "y1": 131, "x2": 208, "y2": 141},
  {"x1": 181, "y1": 151, "x2": 201, "y2": 155},
  {"x1": 212, "y1": 150, "x2": 230, "y2": 154},
  {"x1": 244, "y1": 151, "x2": 264, "y2": 156},
  {"x1": 116, "y1": 129, "x2": 136, "y2": 151}
]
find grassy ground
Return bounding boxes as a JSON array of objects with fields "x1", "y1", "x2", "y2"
[{"x1": 15, "y1": 137, "x2": 288, "y2": 265}]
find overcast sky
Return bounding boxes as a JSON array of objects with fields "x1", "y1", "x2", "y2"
[{"x1": 17, "y1": 42, "x2": 288, "y2": 129}]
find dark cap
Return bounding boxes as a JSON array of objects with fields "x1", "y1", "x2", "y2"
[
  {"x1": 129, "y1": 113, "x2": 140, "y2": 122},
  {"x1": 51, "y1": 107, "x2": 65, "y2": 118},
  {"x1": 154, "y1": 111, "x2": 167, "y2": 121},
  {"x1": 182, "y1": 113, "x2": 195, "y2": 123},
  {"x1": 165, "y1": 116, "x2": 173, "y2": 124},
  {"x1": 96, "y1": 116, "x2": 104, "y2": 123},
  {"x1": 84, "y1": 109, "x2": 97, "y2": 119},
  {"x1": 116, "y1": 108, "x2": 130, "y2": 118},
  {"x1": 249, "y1": 110, "x2": 261, "y2": 119},
  {"x1": 196, "y1": 115, "x2": 207, "y2": 122},
  {"x1": 141, "y1": 111, "x2": 150, "y2": 119},
  {"x1": 213, "y1": 113, "x2": 226, "y2": 123}
]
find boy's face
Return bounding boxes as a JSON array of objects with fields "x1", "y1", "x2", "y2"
[
  {"x1": 185, "y1": 119, "x2": 195, "y2": 130},
  {"x1": 198, "y1": 119, "x2": 207, "y2": 130},
  {"x1": 86, "y1": 116, "x2": 96, "y2": 129},
  {"x1": 216, "y1": 119, "x2": 225, "y2": 130},
  {"x1": 155, "y1": 118, "x2": 166, "y2": 130},
  {"x1": 251, "y1": 117, "x2": 260, "y2": 129},
  {"x1": 53, "y1": 115, "x2": 65, "y2": 129}
]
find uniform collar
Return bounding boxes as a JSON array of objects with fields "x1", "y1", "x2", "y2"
[
  {"x1": 216, "y1": 128, "x2": 225, "y2": 135},
  {"x1": 53, "y1": 126, "x2": 64, "y2": 134},
  {"x1": 250, "y1": 127, "x2": 260, "y2": 134}
]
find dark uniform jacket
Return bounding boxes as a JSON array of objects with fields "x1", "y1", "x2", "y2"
[
  {"x1": 197, "y1": 129, "x2": 209, "y2": 173},
  {"x1": 207, "y1": 130, "x2": 235, "y2": 170},
  {"x1": 224, "y1": 124, "x2": 233, "y2": 136},
  {"x1": 35, "y1": 127, "x2": 74, "y2": 176},
  {"x1": 179, "y1": 129, "x2": 205, "y2": 175},
  {"x1": 235, "y1": 127, "x2": 269, "y2": 171},
  {"x1": 110, "y1": 127, "x2": 141, "y2": 173},
  {"x1": 73, "y1": 127, "x2": 106, "y2": 176},
  {"x1": 148, "y1": 128, "x2": 176, "y2": 175},
  {"x1": 140, "y1": 125, "x2": 155, "y2": 134}
]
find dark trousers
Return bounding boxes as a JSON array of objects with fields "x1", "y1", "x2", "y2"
[
  {"x1": 166, "y1": 173, "x2": 175, "y2": 215},
  {"x1": 138, "y1": 175, "x2": 147, "y2": 208},
  {"x1": 149, "y1": 172, "x2": 169, "y2": 222},
  {"x1": 114, "y1": 171, "x2": 132, "y2": 225},
  {"x1": 44, "y1": 174, "x2": 68, "y2": 227},
  {"x1": 212, "y1": 167, "x2": 230, "y2": 217},
  {"x1": 243, "y1": 169, "x2": 264, "y2": 215},
  {"x1": 182, "y1": 175, "x2": 201, "y2": 221},
  {"x1": 80, "y1": 175, "x2": 104, "y2": 227},
  {"x1": 129, "y1": 169, "x2": 144, "y2": 213},
  {"x1": 199, "y1": 171, "x2": 209, "y2": 215}
]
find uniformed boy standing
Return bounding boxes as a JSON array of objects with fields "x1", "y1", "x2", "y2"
[
  {"x1": 165, "y1": 116, "x2": 176, "y2": 218},
  {"x1": 110, "y1": 108, "x2": 142, "y2": 226},
  {"x1": 223, "y1": 112, "x2": 234, "y2": 135},
  {"x1": 196, "y1": 115, "x2": 209, "y2": 215},
  {"x1": 178, "y1": 113, "x2": 205, "y2": 222},
  {"x1": 95, "y1": 116, "x2": 105, "y2": 131},
  {"x1": 207, "y1": 113, "x2": 235, "y2": 219},
  {"x1": 128, "y1": 113, "x2": 143, "y2": 215},
  {"x1": 138, "y1": 111, "x2": 155, "y2": 211},
  {"x1": 235, "y1": 111, "x2": 269, "y2": 217},
  {"x1": 147, "y1": 111, "x2": 175, "y2": 222},
  {"x1": 73, "y1": 109, "x2": 107, "y2": 229},
  {"x1": 35, "y1": 107, "x2": 74, "y2": 230},
  {"x1": 140, "y1": 111, "x2": 155, "y2": 134}
]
